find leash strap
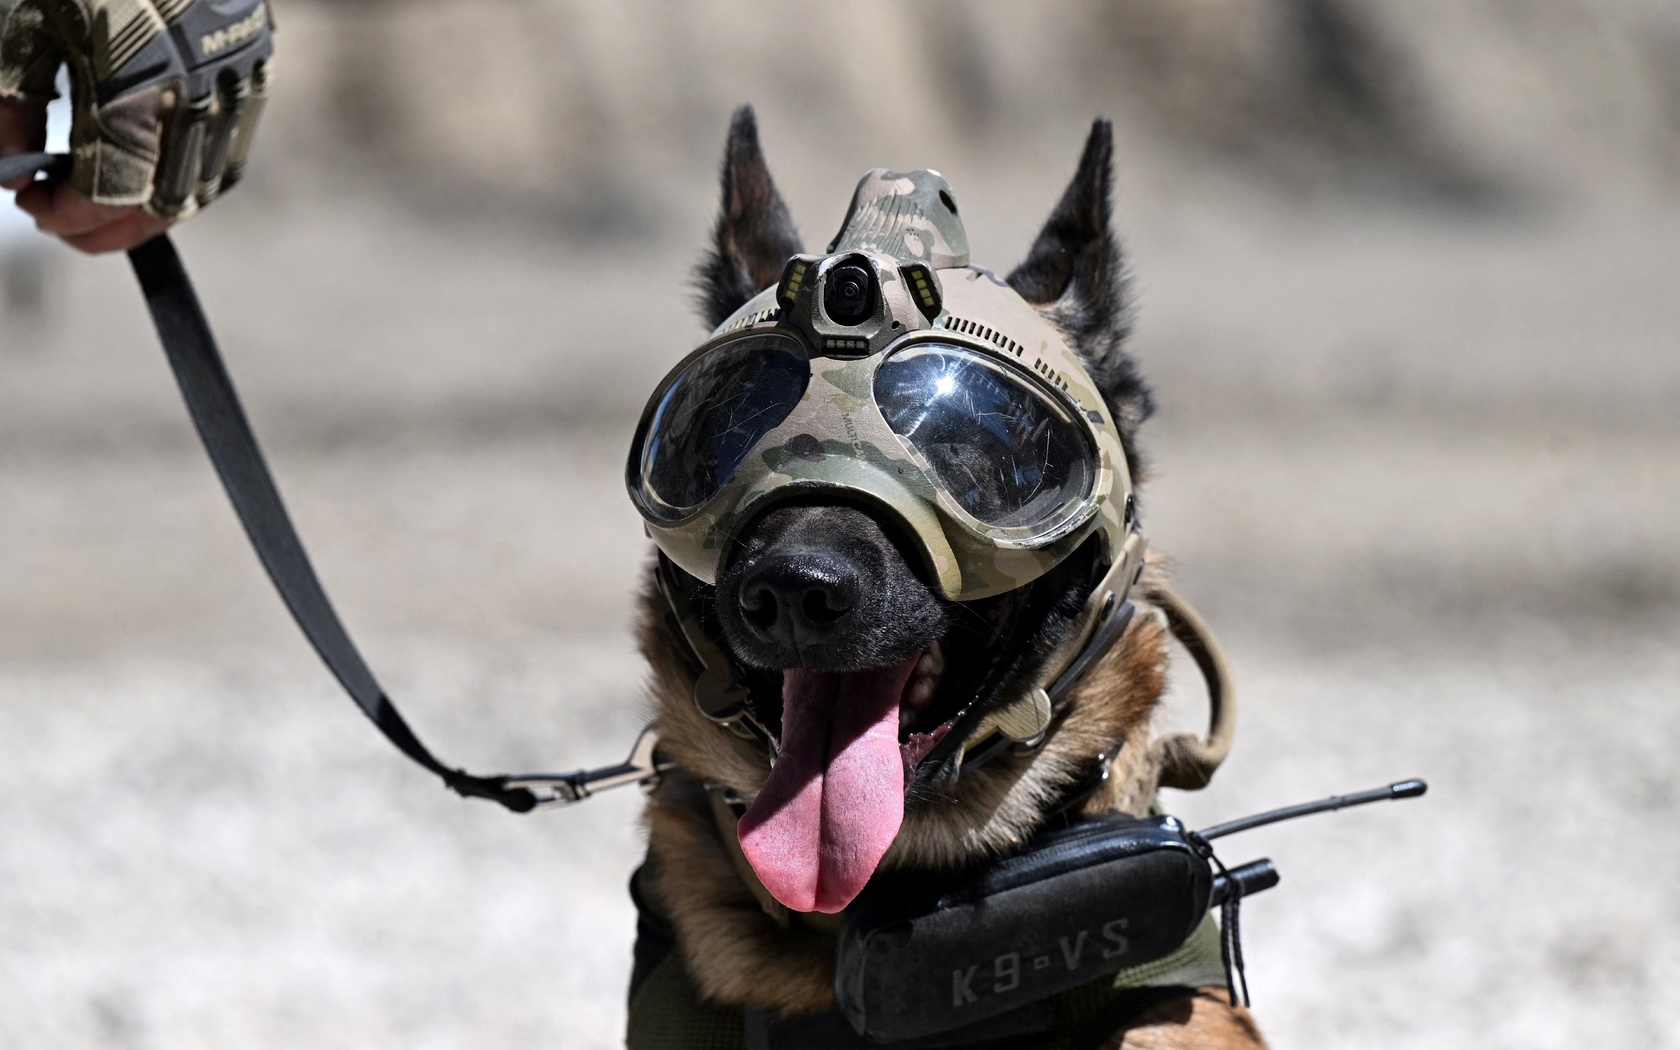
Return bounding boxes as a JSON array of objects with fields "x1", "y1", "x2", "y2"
[
  {"x1": 127, "y1": 234, "x2": 539, "y2": 812},
  {"x1": 5, "y1": 150, "x2": 536, "y2": 808},
  {"x1": 0, "y1": 152, "x2": 71, "y2": 183},
  {"x1": 6, "y1": 149, "x2": 665, "y2": 810}
]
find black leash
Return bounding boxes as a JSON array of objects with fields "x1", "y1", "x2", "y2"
[
  {"x1": 6, "y1": 149, "x2": 542, "y2": 810},
  {"x1": 0, "y1": 152, "x2": 71, "y2": 183},
  {"x1": 128, "y1": 235, "x2": 540, "y2": 812}
]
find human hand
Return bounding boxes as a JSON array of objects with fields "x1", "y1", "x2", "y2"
[
  {"x1": 0, "y1": 0, "x2": 272, "y2": 254},
  {"x1": 1, "y1": 96, "x2": 171, "y2": 253}
]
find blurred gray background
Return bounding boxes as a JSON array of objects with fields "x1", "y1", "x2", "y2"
[{"x1": 2, "y1": 1, "x2": 1677, "y2": 1046}]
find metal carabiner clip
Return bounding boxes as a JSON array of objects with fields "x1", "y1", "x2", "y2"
[{"x1": 501, "y1": 726, "x2": 674, "y2": 809}]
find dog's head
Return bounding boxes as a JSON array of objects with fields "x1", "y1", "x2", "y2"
[{"x1": 631, "y1": 108, "x2": 1160, "y2": 915}]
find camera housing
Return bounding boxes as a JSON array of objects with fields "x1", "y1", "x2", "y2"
[{"x1": 823, "y1": 257, "x2": 878, "y2": 327}]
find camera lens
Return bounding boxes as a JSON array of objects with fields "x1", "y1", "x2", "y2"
[{"x1": 823, "y1": 261, "x2": 876, "y2": 326}]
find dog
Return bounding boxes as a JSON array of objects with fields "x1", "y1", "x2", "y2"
[{"x1": 622, "y1": 107, "x2": 1267, "y2": 1050}]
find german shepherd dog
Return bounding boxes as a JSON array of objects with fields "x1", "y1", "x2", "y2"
[{"x1": 629, "y1": 108, "x2": 1267, "y2": 1050}]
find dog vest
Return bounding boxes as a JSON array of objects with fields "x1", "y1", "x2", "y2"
[{"x1": 624, "y1": 864, "x2": 1228, "y2": 1050}]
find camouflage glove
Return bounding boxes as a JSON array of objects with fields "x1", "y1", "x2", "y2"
[{"x1": 0, "y1": 0, "x2": 272, "y2": 219}]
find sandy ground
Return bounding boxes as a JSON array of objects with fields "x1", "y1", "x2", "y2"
[{"x1": 2, "y1": 111, "x2": 1678, "y2": 1048}]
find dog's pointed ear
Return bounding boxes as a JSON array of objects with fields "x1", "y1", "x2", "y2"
[
  {"x1": 694, "y1": 106, "x2": 803, "y2": 330},
  {"x1": 1008, "y1": 119, "x2": 1154, "y2": 461}
]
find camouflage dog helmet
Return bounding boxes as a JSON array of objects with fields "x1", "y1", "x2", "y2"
[{"x1": 627, "y1": 168, "x2": 1144, "y2": 605}]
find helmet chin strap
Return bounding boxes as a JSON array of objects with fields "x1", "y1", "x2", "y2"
[
  {"x1": 919, "y1": 525, "x2": 1237, "y2": 800},
  {"x1": 952, "y1": 527, "x2": 1148, "y2": 761},
  {"x1": 655, "y1": 554, "x2": 779, "y2": 752}
]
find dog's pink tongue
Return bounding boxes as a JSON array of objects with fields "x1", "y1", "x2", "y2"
[{"x1": 737, "y1": 658, "x2": 917, "y2": 914}]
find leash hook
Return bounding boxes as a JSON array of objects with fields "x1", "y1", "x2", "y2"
[{"x1": 500, "y1": 726, "x2": 674, "y2": 809}]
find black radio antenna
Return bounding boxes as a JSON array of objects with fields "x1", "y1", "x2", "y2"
[{"x1": 1196, "y1": 779, "x2": 1427, "y2": 841}]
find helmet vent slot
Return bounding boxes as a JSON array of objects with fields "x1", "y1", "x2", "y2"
[{"x1": 940, "y1": 315, "x2": 1023, "y2": 358}]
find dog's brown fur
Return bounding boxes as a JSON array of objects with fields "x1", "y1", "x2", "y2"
[
  {"x1": 1106, "y1": 990, "x2": 1268, "y2": 1050},
  {"x1": 639, "y1": 558, "x2": 1266, "y2": 1046}
]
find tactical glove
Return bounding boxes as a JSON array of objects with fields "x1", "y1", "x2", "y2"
[{"x1": 0, "y1": 0, "x2": 272, "y2": 219}]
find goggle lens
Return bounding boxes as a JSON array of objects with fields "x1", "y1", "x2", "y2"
[
  {"x1": 639, "y1": 334, "x2": 810, "y2": 519},
  {"x1": 875, "y1": 343, "x2": 1094, "y2": 528}
]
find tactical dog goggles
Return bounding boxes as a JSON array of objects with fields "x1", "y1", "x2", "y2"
[{"x1": 627, "y1": 246, "x2": 1140, "y2": 602}]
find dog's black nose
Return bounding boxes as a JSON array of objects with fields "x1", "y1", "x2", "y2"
[
  {"x1": 715, "y1": 503, "x2": 948, "y2": 672},
  {"x1": 738, "y1": 553, "x2": 860, "y2": 650}
]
